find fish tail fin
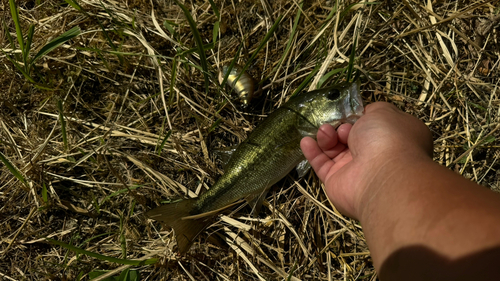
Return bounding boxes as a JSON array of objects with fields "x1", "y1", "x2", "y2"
[{"x1": 146, "y1": 199, "x2": 211, "y2": 254}]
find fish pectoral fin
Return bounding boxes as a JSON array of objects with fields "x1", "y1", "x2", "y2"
[
  {"x1": 273, "y1": 134, "x2": 303, "y2": 151},
  {"x1": 246, "y1": 187, "x2": 270, "y2": 216},
  {"x1": 146, "y1": 199, "x2": 211, "y2": 254},
  {"x1": 212, "y1": 146, "x2": 238, "y2": 170},
  {"x1": 182, "y1": 199, "x2": 244, "y2": 220},
  {"x1": 296, "y1": 159, "x2": 311, "y2": 178},
  {"x1": 297, "y1": 126, "x2": 317, "y2": 138}
]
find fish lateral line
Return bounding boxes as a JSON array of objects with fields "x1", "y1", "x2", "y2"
[{"x1": 279, "y1": 105, "x2": 318, "y2": 130}]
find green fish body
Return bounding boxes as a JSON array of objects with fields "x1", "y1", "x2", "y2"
[{"x1": 147, "y1": 80, "x2": 364, "y2": 253}]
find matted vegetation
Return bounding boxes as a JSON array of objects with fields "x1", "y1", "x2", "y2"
[{"x1": 1, "y1": 0, "x2": 499, "y2": 280}]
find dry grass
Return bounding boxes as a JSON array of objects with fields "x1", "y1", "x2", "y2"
[{"x1": 1, "y1": 0, "x2": 499, "y2": 280}]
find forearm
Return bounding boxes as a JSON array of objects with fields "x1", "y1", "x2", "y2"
[{"x1": 358, "y1": 158, "x2": 500, "y2": 280}]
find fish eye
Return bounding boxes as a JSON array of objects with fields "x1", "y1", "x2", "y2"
[{"x1": 327, "y1": 88, "x2": 341, "y2": 100}]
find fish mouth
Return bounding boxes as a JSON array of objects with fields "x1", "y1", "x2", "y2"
[
  {"x1": 343, "y1": 80, "x2": 364, "y2": 124},
  {"x1": 325, "y1": 80, "x2": 364, "y2": 128}
]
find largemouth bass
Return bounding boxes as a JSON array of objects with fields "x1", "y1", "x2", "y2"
[{"x1": 147, "y1": 80, "x2": 364, "y2": 253}]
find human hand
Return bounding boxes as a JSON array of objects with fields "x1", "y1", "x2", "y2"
[{"x1": 300, "y1": 102, "x2": 433, "y2": 219}]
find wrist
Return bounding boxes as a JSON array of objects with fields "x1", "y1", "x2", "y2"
[{"x1": 354, "y1": 153, "x2": 435, "y2": 222}]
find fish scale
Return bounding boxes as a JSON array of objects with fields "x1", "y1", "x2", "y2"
[{"x1": 147, "y1": 80, "x2": 364, "y2": 254}]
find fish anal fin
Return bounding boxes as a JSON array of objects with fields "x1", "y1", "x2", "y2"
[
  {"x1": 146, "y1": 199, "x2": 211, "y2": 254},
  {"x1": 182, "y1": 199, "x2": 243, "y2": 220}
]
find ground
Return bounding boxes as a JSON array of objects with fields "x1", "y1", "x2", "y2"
[{"x1": 0, "y1": 0, "x2": 499, "y2": 280}]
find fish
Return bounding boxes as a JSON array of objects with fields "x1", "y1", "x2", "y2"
[
  {"x1": 218, "y1": 64, "x2": 257, "y2": 107},
  {"x1": 146, "y1": 80, "x2": 364, "y2": 253}
]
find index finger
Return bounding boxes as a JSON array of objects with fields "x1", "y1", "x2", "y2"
[{"x1": 300, "y1": 137, "x2": 335, "y2": 183}]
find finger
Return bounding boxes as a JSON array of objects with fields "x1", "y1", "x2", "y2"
[
  {"x1": 300, "y1": 137, "x2": 335, "y2": 182},
  {"x1": 317, "y1": 124, "x2": 338, "y2": 151},
  {"x1": 317, "y1": 124, "x2": 349, "y2": 159},
  {"x1": 364, "y1": 101, "x2": 399, "y2": 114},
  {"x1": 336, "y1": 123, "x2": 352, "y2": 144}
]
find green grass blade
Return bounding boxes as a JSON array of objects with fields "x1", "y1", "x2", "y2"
[
  {"x1": 469, "y1": 101, "x2": 487, "y2": 111},
  {"x1": 346, "y1": 33, "x2": 357, "y2": 82},
  {"x1": 320, "y1": 2, "x2": 338, "y2": 31},
  {"x1": 212, "y1": 21, "x2": 219, "y2": 44},
  {"x1": 333, "y1": 68, "x2": 347, "y2": 85},
  {"x1": 298, "y1": 2, "x2": 337, "y2": 61},
  {"x1": 42, "y1": 182, "x2": 48, "y2": 202},
  {"x1": 208, "y1": 0, "x2": 220, "y2": 45},
  {"x1": 96, "y1": 1, "x2": 125, "y2": 65},
  {"x1": 177, "y1": 42, "x2": 215, "y2": 57},
  {"x1": 219, "y1": 42, "x2": 243, "y2": 87},
  {"x1": 76, "y1": 271, "x2": 84, "y2": 281},
  {"x1": 96, "y1": 18, "x2": 117, "y2": 51},
  {"x1": 173, "y1": 0, "x2": 210, "y2": 94},
  {"x1": 317, "y1": 67, "x2": 345, "y2": 88},
  {"x1": 169, "y1": 57, "x2": 178, "y2": 106},
  {"x1": 9, "y1": 0, "x2": 24, "y2": 52},
  {"x1": 208, "y1": 118, "x2": 222, "y2": 133},
  {"x1": 57, "y1": 100, "x2": 68, "y2": 152},
  {"x1": 481, "y1": 135, "x2": 496, "y2": 144},
  {"x1": 215, "y1": 41, "x2": 243, "y2": 103},
  {"x1": 271, "y1": 2, "x2": 302, "y2": 75},
  {"x1": 46, "y1": 238, "x2": 157, "y2": 265},
  {"x1": 3, "y1": 20, "x2": 17, "y2": 53},
  {"x1": 220, "y1": 16, "x2": 281, "y2": 91},
  {"x1": 340, "y1": 2, "x2": 358, "y2": 20},
  {"x1": 163, "y1": 20, "x2": 178, "y2": 39},
  {"x1": 292, "y1": 63, "x2": 321, "y2": 97},
  {"x1": 31, "y1": 26, "x2": 81, "y2": 65},
  {"x1": 33, "y1": 83, "x2": 56, "y2": 90},
  {"x1": 156, "y1": 130, "x2": 172, "y2": 155},
  {"x1": 101, "y1": 185, "x2": 142, "y2": 205},
  {"x1": 286, "y1": 262, "x2": 297, "y2": 281},
  {"x1": 129, "y1": 200, "x2": 136, "y2": 217},
  {"x1": 63, "y1": 0, "x2": 82, "y2": 11},
  {"x1": 208, "y1": 0, "x2": 220, "y2": 19},
  {"x1": 236, "y1": 15, "x2": 283, "y2": 84},
  {"x1": 119, "y1": 215, "x2": 126, "y2": 258},
  {"x1": 0, "y1": 150, "x2": 28, "y2": 186},
  {"x1": 340, "y1": 2, "x2": 379, "y2": 21},
  {"x1": 118, "y1": 269, "x2": 140, "y2": 281},
  {"x1": 92, "y1": 194, "x2": 100, "y2": 214},
  {"x1": 78, "y1": 232, "x2": 114, "y2": 248},
  {"x1": 25, "y1": 25, "x2": 35, "y2": 71},
  {"x1": 3, "y1": 52, "x2": 36, "y2": 83}
]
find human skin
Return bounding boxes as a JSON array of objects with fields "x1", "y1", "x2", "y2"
[{"x1": 300, "y1": 102, "x2": 500, "y2": 280}]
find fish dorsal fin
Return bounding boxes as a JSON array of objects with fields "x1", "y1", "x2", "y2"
[{"x1": 296, "y1": 159, "x2": 311, "y2": 178}]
